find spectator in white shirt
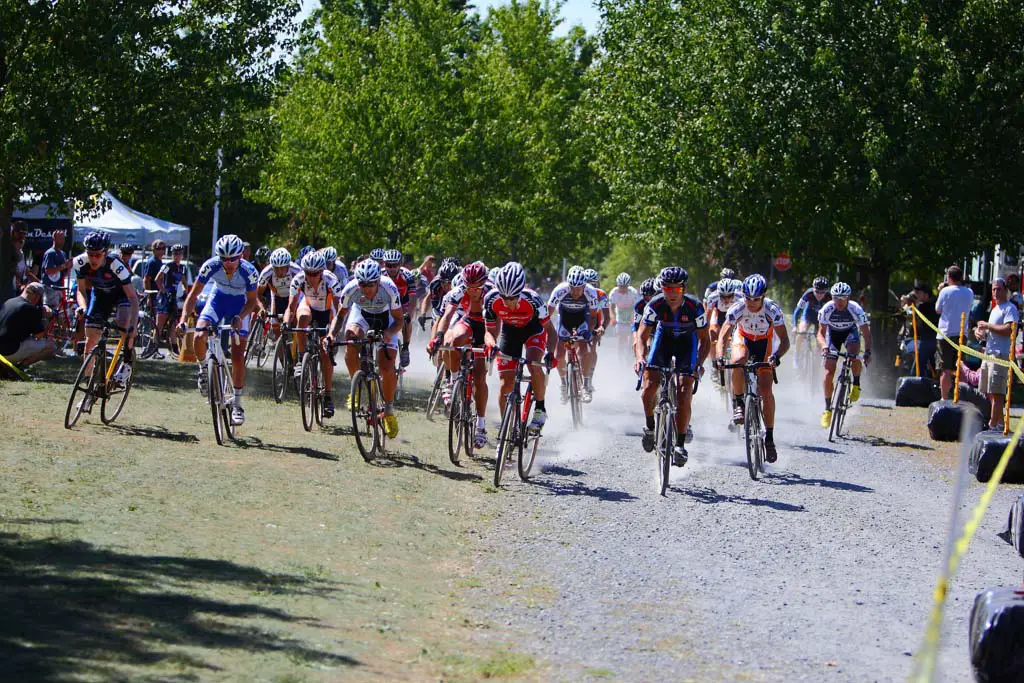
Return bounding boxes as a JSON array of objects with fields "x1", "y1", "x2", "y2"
[
  {"x1": 974, "y1": 278, "x2": 1020, "y2": 430},
  {"x1": 935, "y1": 265, "x2": 975, "y2": 400}
]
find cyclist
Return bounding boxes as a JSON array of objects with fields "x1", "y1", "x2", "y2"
[
  {"x1": 547, "y1": 266, "x2": 600, "y2": 403},
  {"x1": 818, "y1": 282, "x2": 872, "y2": 427},
  {"x1": 73, "y1": 231, "x2": 140, "y2": 402},
  {"x1": 792, "y1": 276, "x2": 831, "y2": 370},
  {"x1": 703, "y1": 267, "x2": 736, "y2": 310},
  {"x1": 609, "y1": 272, "x2": 639, "y2": 355},
  {"x1": 707, "y1": 277, "x2": 740, "y2": 360},
  {"x1": 327, "y1": 259, "x2": 404, "y2": 438},
  {"x1": 287, "y1": 250, "x2": 344, "y2": 418},
  {"x1": 381, "y1": 249, "x2": 417, "y2": 368},
  {"x1": 632, "y1": 278, "x2": 658, "y2": 336},
  {"x1": 484, "y1": 262, "x2": 558, "y2": 433},
  {"x1": 257, "y1": 247, "x2": 300, "y2": 324},
  {"x1": 178, "y1": 235, "x2": 260, "y2": 426},
  {"x1": 254, "y1": 245, "x2": 271, "y2": 271},
  {"x1": 426, "y1": 259, "x2": 461, "y2": 324},
  {"x1": 369, "y1": 248, "x2": 386, "y2": 264},
  {"x1": 155, "y1": 244, "x2": 187, "y2": 353},
  {"x1": 583, "y1": 268, "x2": 608, "y2": 387},
  {"x1": 319, "y1": 246, "x2": 348, "y2": 287},
  {"x1": 141, "y1": 240, "x2": 167, "y2": 347},
  {"x1": 635, "y1": 267, "x2": 709, "y2": 465},
  {"x1": 429, "y1": 261, "x2": 492, "y2": 448},
  {"x1": 242, "y1": 242, "x2": 252, "y2": 262},
  {"x1": 714, "y1": 274, "x2": 789, "y2": 463},
  {"x1": 118, "y1": 243, "x2": 137, "y2": 273},
  {"x1": 297, "y1": 245, "x2": 316, "y2": 263}
]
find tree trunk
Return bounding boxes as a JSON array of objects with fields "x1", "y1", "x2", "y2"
[
  {"x1": 0, "y1": 187, "x2": 13, "y2": 300},
  {"x1": 868, "y1": 257, "x2": 897, "y2": 376}
]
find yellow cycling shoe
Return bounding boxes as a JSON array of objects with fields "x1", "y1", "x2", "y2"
[
  {"x1": 850, "y1": 385, "x2": 861, "y2": 403},
  {"x1": 384, "y1": 414, "x2": 399, "y2": 439},
  {"x1": 820, "y1": 410, "x2": 832, "y2": 428},
  {"x1": 346, "y1": 392, "x2": 353, "y2": 410}
]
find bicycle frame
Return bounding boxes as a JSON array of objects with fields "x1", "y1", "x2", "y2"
[
  {"x1": 493, "y1": 354, "x2": 544, "y2": 487},
  {"x1": 64, "y1": 321, "x2": 132, "y2": 429},
  {"x1": 721, "y1": 360, "x2": 776, "y2": 480},
  {"x1": 827, "y1": 351, "x2": 861, "y2": 442},
  {"x1": 338, "y1": 331, "x2": 389, "y2": 461}
]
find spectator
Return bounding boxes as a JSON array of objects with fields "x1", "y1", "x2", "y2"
[
  {"x1": 40, "y1": 229, "x2": 72, "y2": 308},
  {"x1": 1008, "y1": 273, "x2": 1023, "y2": 310},
  {"x1": 974, "y1": 278, "x2": 1019, "y2": 431},
  {"x1": 935, "y1": 265, "x2": 975, "y2": 400},
  {"x1": 0, "y1": 282, "x2": 56, "y2": 366},
  {"x1": 242, "y1": 242, "x2": 251, "y2": 262},
  {"x1": 417, "y1": 255, "x2": 436, "y2": 282},
  {"x1": 10, "y1": 221, "x2": 39, "y2": 293},
  {"x1": 912, "y1": 282, "x2": 939, "y2": 377}
]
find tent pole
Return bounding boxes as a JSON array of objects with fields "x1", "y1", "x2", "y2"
[{"x1": 211, "y1": 145, "x2": 223, "y2": 255}]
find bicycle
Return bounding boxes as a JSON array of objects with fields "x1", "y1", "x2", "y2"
[
  {"x1": 636, "y1": 364, "x2": 699, "y2": 496},
  {"x1": 43, "y1": 285, "x2": 77, "y2": 355},
  {"x1": 794, "y1": 326, "x2": 819, "y2": 393},
  {"x1": 444, "y1": 345, "x2": 487, "y2": 466},
  {"x1": 424, "y1": 350, "x2": 450, "y2": 422},
  {"x1": 562, "y1": 333, "x2": 587, "y2": 429},
  {"x1": 295, "y1": 326, "x2": 332, "y2": 432},
  {"x1": 827, "y1": 350, "x2": 860, "y2": 443},
  {"x1": 720, "y1": 360, "x2": 777, "y2": 480},
  {"x1": 64, "y1": 321, "x2": 134, "y2": 428},
  {"x1": 271, "y1": 328, "x2": 298, "y2": 403},
  {"x1": 244, "y1": 312, "x2": 277, "y2": 368},
  {"x1": 136, "y1": 290, "x2": 164, "y2": 359},
  {"x1": 338, "y1": 331, "x2": 388, "y2": 462},
  {"x1": 186, "y1": 324, "x2": 240, "y2": 445},
  {"x1": 493, "y1": 355, "x2": 545, "y2": 487}
]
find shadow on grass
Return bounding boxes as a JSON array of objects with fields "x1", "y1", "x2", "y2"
[
  {"x1": 766, "y1": 471, "x2": 874, "y2": 492},
  {"x1": 845, "y1": 434, "x2": 935, "y2": 451},
  {"x1": 794, "y1": 444, "x2": 842, "y2": 455},
  {"x1": 680, "y1": 485, "x2": 807, "y2": 512},
  {"x1": 235, "y1": 436, "x2": 339, "y2": 462},
  {"x1": 109, "y1": 424, "x2": 200, "y2": 444},
  {"x1": 370, "y1": 452, "x2": 483, "y2": 483},
  {"x1": 0, "y1": 531, "x2": 359, "y2": 681}
]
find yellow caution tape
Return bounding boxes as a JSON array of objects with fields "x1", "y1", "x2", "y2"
[
  {"x1": 0, "y1": 353, "x2": 30, "y2": 381},
  {"x1": 908, "y1": 305, "x2": 1024, "y2": 681}
]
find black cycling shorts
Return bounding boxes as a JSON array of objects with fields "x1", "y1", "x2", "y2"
[
  {"x1": 85, "y1": 289, "x2": 129, "y2": 328},
  {"x1": 646, "y1": 331, "x2": 698, "y2": 373}
]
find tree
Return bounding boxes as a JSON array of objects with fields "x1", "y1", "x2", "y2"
[
  {"x1": 589, "y1": 0, "x2": 1024, "y2": 311},
  {"x1": 0, "y1": 0, "x2": 298, "y2": 294}
]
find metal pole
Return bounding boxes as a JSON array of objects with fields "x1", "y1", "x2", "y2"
[{"x1": 211, "y1": 145, "x2": 223, "y2": 254}]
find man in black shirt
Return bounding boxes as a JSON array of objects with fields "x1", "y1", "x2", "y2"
[
  {"x1": 0, "y1": 283, "x2": 56, "y2": 366},
  {"x1": 913, "y1": 283, "x2": 939, "y2": 377}
]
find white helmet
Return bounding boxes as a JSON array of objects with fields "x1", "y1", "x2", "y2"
[
  {"x1": 718, "y1": 278, "x2": 740, "y2": 296},
  {"x1": 487, "y1": 267, "x2": 500, "y2": 283},
  {"x1": 301, "y1": 251, "x2": 326, "y2": 273},
  {"x1": 495, "y1": 262, "x2": 527, "y2": 297},
  {"x1": 616, "y1": 272, "x2": 631, "y2": 287},
  {"x1": 354, "y1": 259, "x2": 381, "y2": 283},
  {"x1": 269, "y1": 247, "x2": 292, "y2": 267},
  {"x1": 320, "y1": 246, "x2": 338, "y2": 262},
  {"x1": 583, "y1": 268, "x2": 599, "y2": 285},
  {"x1": 215, "y1": 234, "x2": 244, "y2": 258},
  {"x1": 567, "y1": 265, "x2": 587, "y2": 287},
  {"x1": 831, "y1": 281, "x2": 853, "y2": 298}
]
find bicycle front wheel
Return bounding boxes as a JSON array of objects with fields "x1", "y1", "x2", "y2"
[
  {"x1": 494, "y1": 396, "x2": 519, "y2": 487},
  {"x1": 272, "y1": 336, "x2": 290, "y2": 403},
  {"x1": 568, "y1": 362, "x2": 583, "y2": 429},
  {"x1": 829, "y1": 378, "x2": 847, "y2": 443},
  {"x1": 64, "y1": 347, "x2": 103, "y2": 429},
  {"x1": 300, "y1": 355, "x2": 315, "y2": 432},
  {"x1": 655, "y1": 407, "x2": 672, "y2": 496},
  {"x1": 244, "y1": 321, "x2": 265, "y2": 366},
  {"x1": 351, "y1": 371, "x2": 376, "y2": 462},
  {"x1": 255, "y1": 326, "x2": 272, "y2": 367},
  {"x1": 210, "y1": 357, "x2": 226, "y2": 445},
  {"x1": 448, "y1": 378, "x2": 466, "y2": 465},
  {"x1": 100, "y1": 353, "x2": 133, "y2": 425},
  {"x1": 744, "y1": 395, "x2": 762, "y2": 480},
  {"x1": 426, "y1": 363, "x2": 445, "y2": 421}
]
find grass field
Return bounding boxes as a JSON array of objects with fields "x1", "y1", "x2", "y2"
[{"x1": 0, "y1": 358, "x2": 534, "y2": 682}]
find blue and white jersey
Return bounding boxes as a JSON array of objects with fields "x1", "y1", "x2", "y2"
[
  {"x1": 72, "y1": 253, "x2": 133, "y2": 294},
  {"x1": 818, "y1": 300, "x2": 868, "y2": 332},
  {"x1": 330, "y1": 262, "x2": 350, "y2": 287},
  {"x1": 340, "y1": 276, "x2": 401, "y2": 314},
  {"x1": 196, "y1": 257, "x2": 259, "y2": 298}
]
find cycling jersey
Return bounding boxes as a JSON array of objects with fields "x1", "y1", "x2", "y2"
[
  {"x1": 484, "y1": 289, "x2": 550, "y2": 329},
  {"x1": 339, "y1": 276, "x2": 401, "y2": 314},
  {"x1": 641, "y1": 294, "x2": 707, "y2": 336},
  {"x1": 444, "y1": 282, "x2": 490, "y2": 323},
  {"x1": 387, "y1": 267, "x2": 416, "y2": 304},
  {"x1": 258, "y1": 263, "x2": 301, "y2": 296},
  {"x1": 547, "y1": 283, "x2": 598, "y2": 332},
  {"x1": 818, "y1": 301, "x2": 868, "y2": 332},
  {"x1": 427, "y1": 276, "x2": 452, "y2": 317},
  {"x1": 72, "y1": 253, "x2": 133, "y2": 294},
  {"x1": 593, "y1": 288, "x2": 609, "y2": 311},
  {"x1": 329, "y1": 262, "x2": 350, "y2": 287},
  {"x1": 159, "y1": 261, "x2": 186, "y2": 293},
  {"x1": 632, "y1": 298, "x2": 648, "y2": 332},
  {"x1": 196, "y1": 257, "x2": 260, "y2": 298},
  {"x1": 142, "y1": 256, "x2": 162, "y2": 288},
  {"x1": 609, "y1": 286, "x2": 639, "y2": 324},
  {"x1": 706, "y1": 291, "x2": 735, "y2": 316},
  {"x1": 725, "y1": 298, "x2": 786, "y2": 340},
  {"x1": 290, "y1": 270, "x2": 343, "y2": 312},
  {"x1": 703, "y1": 282, "x2": 718, "y2": 303},
  {"x1": 794, "y1": 288, "x2": 831, "y2": 325}
]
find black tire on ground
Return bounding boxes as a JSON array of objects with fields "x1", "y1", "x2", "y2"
[
  {"x1": 895, "y1": 376, "x2": 940, "y2": 407},
  {"x1": 927, "y1": 399, "x2": 985, "y2": 442},
  {"x1": 744, "y1": 395, "x2": 762, "y2": 480},
  {"x1": 494, "y1": 397, "x2": 518, "y2": 488},
  {"x1": 997, "y1": 494, "x2": 1024, "y2": 558},
  {"x1": 957, "y1": 383, "x2": 991, "y2": 416},
  {"x1": 656, "y1": 407, "x2": 672, "y2": 496},
  {"x1": 350, "y1": 371, "x2": 376, "y2": 462},
  {"x1": 64, "y1": 347, "x2": 103, "y2": 429},
  {"x1": 970, "y1": 431, "x2": 1024, "y2": 483},
  {"x1": 272, "y1": 336, "x2": 290, "y2": 403},
  {"x1": 969, "y1": 587, "x2": 1024, "y2": 683},
  {"x1": 448, "y1": 378, "x2": 465, "y2": 465},
  {"x1": 300, "y1": 355, "x2": 315, "y2": 432},
  {"x1": 210, "y1": 357, "x2": 225, "y2": 446},
  {"x1": 100, "y1": 355, "x2": 133, "y2": 425}
]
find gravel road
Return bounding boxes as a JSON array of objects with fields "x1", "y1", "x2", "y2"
[{"x1": 463, "y1": 355, "x2": 1024, "y2": 682}]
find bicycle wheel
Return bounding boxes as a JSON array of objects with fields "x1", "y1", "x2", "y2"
[
  {"x1": 425, "y1": 362, "x2": 445, "y2": 421},
  {"x1": 655, "y1": 407, "x2": 672, "y2": 496},
  {"x1": 64, "y1": 347, "x2": 103, "y2": 429},
  {"x1": 351, "y1": 371, "x2": 376, "y2": 462},
  {"x1": 448, "y1": 378, "x2": 466, "y2": 465},
  {"x1": 744, "y1": 395, "x2": 762, "y2": 480},
  {"x1": 568, "y1": 362, "x2": 583, "y2": 429},
  {"x1": 255, "y1": 326, "x2": 272, "y2": 367},
  {"x1": 209, "y1": 357, "x2": 225, "y2": 445},
  {"x1": 300, "y1": 354, "x2": 315, "y2": 432},
  {"x1": 494, "y1": 396, "x2": 519, "y2": 487},
  {"x1": 462, "y1": 379, "x2": 476, "y2": 457},
  {"x1": 313, "y1": 359, "x2": 325, "y2": 428},
  {"x1": 395, "y1": 368, "x2": 405, "y2": 402},
  {"x1": 520, "y1": 430, "x2": 540, "y2": 482},
  {"x1": 372, "y1": 377, "x2": 386, "y2": 456},
  {"x1": 829, "y1": 377, "x2": 847, "y2": 443},
  {"x1": 100, "y1": 353, "x2": 133, "y2": 425},
  {"x1": 272, "y1": 336, "x2": 290, "y2": 403},
  {"x1": 244, "y1": 321, "x2": 265, "y2": 366}
]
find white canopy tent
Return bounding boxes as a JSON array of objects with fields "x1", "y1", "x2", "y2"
[{"x1": 73, "y1": 192, "x2": 191, "y2": 247}]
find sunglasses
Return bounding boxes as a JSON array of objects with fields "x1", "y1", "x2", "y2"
[
  {"x1": 745, "y1": 296, "x2": 764, "y2": 303},
  {"x1": 304, "y1": 269, "x2": 323, "y2": 276},
  {"x1": 86, "y1": 250, "x2": 106, "y2": 258},
  {"x1": 221, "y1": 255, "x2": 241, "y2": 263},
  {"x1": 662, "y1": 286, "x2": 683, "y2": 294},
  {"x1": 358, "y1": 281, "x2": 376, "y2": 288}
]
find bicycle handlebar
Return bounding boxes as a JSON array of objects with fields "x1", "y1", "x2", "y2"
[{"x1": 720, "y1": 361, "x2": 778, "y2": 384}]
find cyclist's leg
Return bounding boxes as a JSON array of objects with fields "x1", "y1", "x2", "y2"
[
  {"x1": 674, "y1": 335, "x2": 698, "y2": 436},
  {"x1": 377, "y1": 323, "x2": 400, "y2": 403},
  {"x1": 757, "y1": 336, "x2": 778, "y2": 429},
  {"x1": 155, "y1": 294, "x2": 169, "y2": 347},
  {"x1": 730, "y1": 336, "x2": 750, "y2": 398},
  {"x1": 344, "y1": 309, "x2": 367, "y2": 376},
  {"x1": 822, "y1": 329, "x2": 842, "y2": 406},
  {"x1": 295, "y1": 301, "x2": 312, "y2": 356},
  {"x1": 525, "y1": 329, "x2": 547, "y2": 403},
  {"x1": 495, "y1": 329, "x2": 523, "y2": 417},
  {"x1": 81, "y1": 290, "x2": 108, "y2": 369},
  {"x1": 314, "y1": 310, "x2": 334, "y2": 394}
]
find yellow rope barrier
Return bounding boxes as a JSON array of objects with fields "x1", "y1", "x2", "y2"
[
  {"x1": 953, "y1": 313, "x2": 965, "y2": 404},
  {"x1": 1006, "y1": 321, "x2": 1017, "y2": 438}
]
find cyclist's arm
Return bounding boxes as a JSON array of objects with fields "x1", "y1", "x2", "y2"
[
  {"x1": 543, "y1": 317, "x2": 558, "y2": 355},
  {"x1": 121, "y1": 282, "x2": 140, "y2": 327},
  {"x1": 816, "y1": 322, "x2": 828, "y2": 349},
  {"x1": 792, "y1": 298, "x2": 807, "y2": 327},
  {"x1": 696, "y1": 327, "x2": 711, "y2": 367},
  {"x1": 76, "y1": 278, "x2": 90, "y2": 312},
  {"x1": 860, "y1": 323, "x2": 873, "y2": 356},
  {"x1": 236, "y1": 290, "x2": 259, "y2": 327},
  {"x1": 484, "y1": 319, "x2": 500, "y2": 350},
  {"x1": 773, "y1": 323, "x2": 790, "y2": 359},
  {"x1": 179, "y1": 280, "x2": 203, "y2": 325},
  {"x1": 636, "y1": 324, "x2": 654, "y2": 362},
  {"x1": 328, "y1": 306, "x2": 349, "y2": 341},
  {"x1": 385, "y1": 305, "x2": 404, "y2": 343},
  {"x1": 256, "y1": 283, "x2": 271, "y2": 313},
  {"x1": 433, "y1": 302, "x2": 458, "y2": 337},
  {"x1": 715, "y1": 321, "x2": 734, "y2": 360}
]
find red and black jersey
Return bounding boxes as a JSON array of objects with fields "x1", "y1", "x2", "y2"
[
  {"x1": 484, "y1": 288, "x2": 549, "y2": 329},
  {"x1": 445, "y1": 282, "x2": 491, "y2": 323},
  {"x1": 386, "y1": 267, "x2": 415, "y2": 303}
]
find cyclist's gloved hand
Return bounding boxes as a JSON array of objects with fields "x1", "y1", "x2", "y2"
[
  {"x1": 768, "y1": 354, "x2": 780, "y2": 368},
  {"x1": 712, "y1": 357, "x2": 724, "y2": 370},
  {"x1": 634, "y1": 359, "x2": 645, "y2": 375},
  {"x1": 543, "y1": 351, "x2": 556, "y2": 369},
  {"x1": 698, "y1": 365, "x2": 706, "y2": 378},
  {"x1": 863, "y1": 349, "x2": 872, "y2": 365},
  {"x1": 427, "y1": 335, "x2": 440, "y2": 355},
  {"x1": 230, "y1": 315, "x2": 242, "y2": 330}
]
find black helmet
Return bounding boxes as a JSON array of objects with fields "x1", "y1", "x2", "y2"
[
  {"x1": 83, "y1": 231, "x2": 110, "y2": 252},
  {"x1": 813, "y1": 276, "x2": 829, "y2": 291},
  {"x1": 438, "y1": 261, "x2": 460, "y2": 282},
  {"x1": 255, "y1": 245, "x2": 271, "y2": 262},
  {"x1": 659, "y1": 266, "x2": 689, "y2": 286},
  {"x1": 119, "y1": 242, "x2": 135, "y2": 252}
]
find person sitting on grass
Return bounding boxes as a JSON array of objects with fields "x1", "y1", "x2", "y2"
[{"x1": 0, "y1": 282, "x2": 57, "y2": 367}]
